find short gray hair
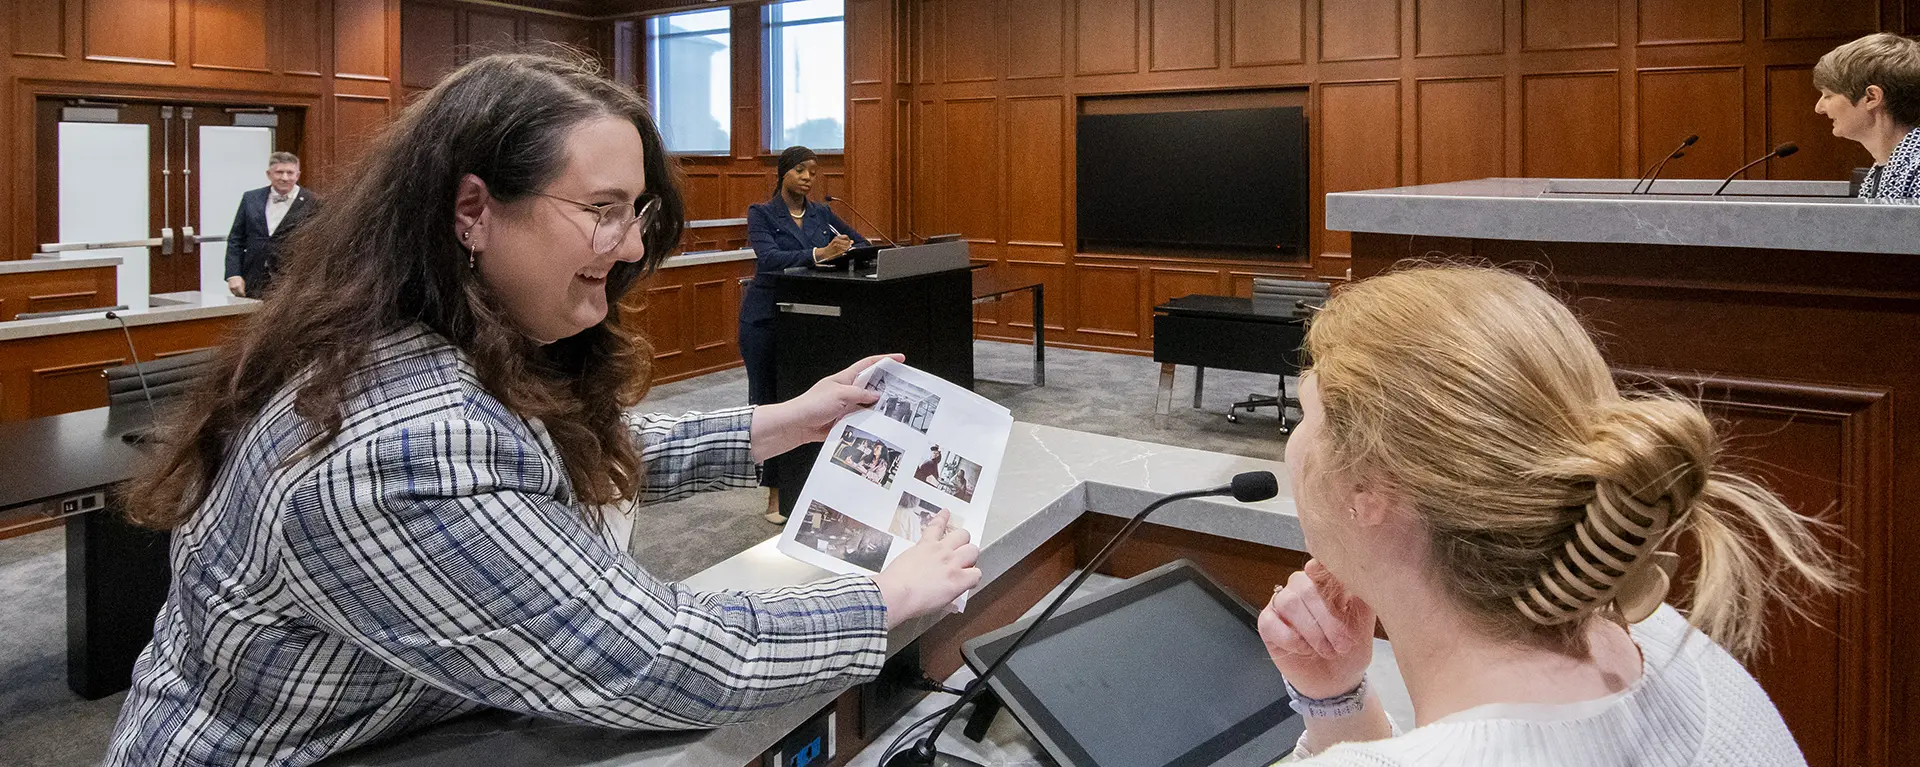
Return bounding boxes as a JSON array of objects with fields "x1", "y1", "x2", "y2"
[{"x1": 267, "y1": 151, "x2": 301, "y2": 167}]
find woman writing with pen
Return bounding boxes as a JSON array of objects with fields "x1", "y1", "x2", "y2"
[{"x1": 742, "y1": 145, "x2": 869, "y2": 523}]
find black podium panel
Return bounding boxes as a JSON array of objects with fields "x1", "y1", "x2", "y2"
[
  {"x1": 768, "y1": 264, "x2": 974, "y2": 517},
  {"x1": 67, "y1": 494, "x2": 172, "y2": 699}
]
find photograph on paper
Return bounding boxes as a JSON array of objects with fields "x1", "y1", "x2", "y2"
[
  {"x1": 889, "y1": 491, "x2": 957, "y2": 542},
  {"x1": 866, "y1": 367, "x2": 941, "y2": 433},
  {"x1": 913, "y1": 444, "x2": 983, "y2": 503},
  {"x1": 828, "y1": 425, "x2": 906, "y2": 487},
  {"x1": 792, "y1": 500, "x2": 893, "y2": 572}
]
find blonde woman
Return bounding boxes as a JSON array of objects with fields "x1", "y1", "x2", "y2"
[{"x1": 1260, "y1": 266, "x2": 1841, "y2": 765}]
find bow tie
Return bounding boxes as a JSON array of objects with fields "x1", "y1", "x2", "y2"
[{"x1": 272, "y1": 193, "x2": 291, "y2": 204}]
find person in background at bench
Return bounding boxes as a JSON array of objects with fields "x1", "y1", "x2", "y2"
[
  {"x1": 741, "y1": 145, "x2": 869, "y2": 524},
  {"x1": 1259, "y1": 265, "x2": 1841, "y2": 765},
  {"x1": 103, "y1": 53, "x2": 978, "y2": 767},
  {"x1": 1814, "y1": 32, "x2": 1920, "y2": 199},
  {"x1": 224, "y1": 151, "x2": 321, "y2": 297}
]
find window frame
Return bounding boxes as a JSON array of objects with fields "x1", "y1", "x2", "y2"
[
  {"x1": 762, "y1": 0, "x2": 847, "y2": 154},
  {"x1": 646, "y1": 9, "x2": 734, "y2": 157}
]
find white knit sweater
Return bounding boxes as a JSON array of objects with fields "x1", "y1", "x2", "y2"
[{"x1": 1295, "y1": 605, "x2": 1807, "y2": 766}]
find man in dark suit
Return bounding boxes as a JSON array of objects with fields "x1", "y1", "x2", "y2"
[{"x1": 225, "y1": 152, "x2": 320, "y2": 298}]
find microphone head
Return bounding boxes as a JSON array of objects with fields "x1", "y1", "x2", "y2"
[
  {"x1": 1774, "y1": 142, "x2": 1799, "y2": 158},
  {"x1": 1230, "y1": 471, "x2": 1279, "y2": 502},
  {"x1": 104, "y1": 311, "x2": 119, "y2": 320},
  {"x1": 1681, "y1": 134, "x2": 1699, "y2": 147},
  {"x1": 824, "y1": 195, "x2": 840, "y2": 202}
]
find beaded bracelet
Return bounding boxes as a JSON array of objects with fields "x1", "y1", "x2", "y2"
[{"x1": 1284, "y1": 676, "x2": 1368, "y2": 719}]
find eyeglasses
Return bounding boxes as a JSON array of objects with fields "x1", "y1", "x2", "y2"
[{"x1": 528, "y1": 191, "x2": 661, "y2": 255}]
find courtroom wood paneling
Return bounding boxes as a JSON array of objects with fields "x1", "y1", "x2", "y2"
[
  {"x1": 0, "y1": 316, "x2": 241, "y2": 422},
  {"x1": 465, "y1": 10, "x2": 520, "y2": 57},
  {"x1": 1148, "y1": 266, "x2": 1220, "y2": 315},
  {"x1": 641, "y1": 284, "x2": 685, "y2": 360},
  {"x1": 85, "y1": 0, "x2": 177, "y2": 64},
  {"x1": 1766, "y1": 66, "x2": 1874, "y2": 181},
  {"x1": 683, "y1": 171, "x2": 724, "y2": 220},
  {"x1": 1520, "y1": 72, "x2": 1621, "y2": 178},
  {"x1": 945, "y1": 98, "x2": 999, "y2": 241},
  {"x1": 1764, "y1": 0, "x2": 1879, "y2": 41},
  {"x1": 995, "y1": 260, "x2": 1068, "y2": 332},
  {"x1": 15, "y1": 2, "x2": 68, "y2": 58},
  {"x1": 282, "y1": 0, "x2": 325, "y2": 75},
  {"x1": 334, "y1": 0, "x2": 392, "y2": 79},
  {"x1": 943, "y1": 0, "x2": 1000, "y2": 82},
  {"x1": 1150, "y1": 0, "x2": 1219, "y2": 72},
  {"x1": 1006, "y1": 0, "x2": 1065, "y2": 78},
  {"x1": 1638, "y1": 67, "x2": 1746, "y2": 177},
  {"x1": 1076, "y1": 0, "x2": 1140, "y2": 75},
  {"x1": 1072, "y1": 262, "x2": 1142, "y2": 338},
  {"x1": 1416, "y1": 77, "x2": 1504, "y2": 184},
  {"x1": 1521, "y1": 0, "x2": 1617, "y2": 50},
  {"x1": 0, "y1": 267, "x2": 117, "y2": 322},
  {"x1": 848, "y1": 97, "x2": 892, "y2": 233},
  {"x1": 191, "y1": 0, "x2": 270, "y2": 72},
  {"x1": 1415, "y1": 0, "x2": 1503, "y2": 58},
  {"x1": 526, "y1": 18, "x2": 592, "y2": 49},
  {"x1": 1319, "y1": 0, "x2": 1398, "y2": 62},
  {"x1": 1007, "y1": 96, "x2": 1064, "y2": 249},
  {"x1": 619, "y1": 257, "x2": 751, "y2": 384},
  {"x1": 30, "y1": 358, "x2": 123, "y2": 418},
  {"x1": 848, "y1": 0, "x2": 890, "y2": 84},
  {"x1": 1317, "y1": 81, "x2": 1401, "y2": 254},
  {"x1": 1639, "y1": 0, "x2": 1743, "y2": 45},
  {"x1": 332, "y1": 95, "x2": 392, "y2": 167},
  {"x1": 402, "y1": 2, "x2": 460, "y2": 89},
  {"x1": 1230, "y1": 0, "x2": 1303, "y2": 66},
  {"x1": 725, "y1": 172, "x2": 774, "y2": 217}
]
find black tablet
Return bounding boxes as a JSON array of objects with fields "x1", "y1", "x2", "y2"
[{"x1": 960, "y1": 560, "x2": 1302, "y2": 767}]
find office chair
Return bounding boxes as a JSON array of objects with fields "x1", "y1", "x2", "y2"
[
  {"x1": 103, "y1": 349, "x2": 216, "y2": 441},
  {"x1": 1227, "y1": 278, "x2": 1328, "y2": 432}
]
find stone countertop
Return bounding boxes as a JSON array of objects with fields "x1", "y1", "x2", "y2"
[
  {"x1": 0, "y1": 290, "x2": 257, "y2": 342},
  {"x1": 1325, "y1": 177, "x2": 1920, "y2": 256},
  {"x1": 658, "y1": 249, "x2": 754, "y2": 268},
  {"x1": 324, "y1": 422, "x2": 1302, "y2": 767},
  {"x1": 0, "y1": 254, "x2": 123, "y2": 275}
]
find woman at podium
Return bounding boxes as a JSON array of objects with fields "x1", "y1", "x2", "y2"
[
  {"x1": 742, "y1": 145, "x2": 869, "y2": 523},
  {"x1": 1813, "y1": 32, "x2": 1919, "y2": 198}
]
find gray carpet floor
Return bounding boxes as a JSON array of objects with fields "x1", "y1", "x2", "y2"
[{"x1": 0, "y1": 340, "x2": 1288, "y2": 766}]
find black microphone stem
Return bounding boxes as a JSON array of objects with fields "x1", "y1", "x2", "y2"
[
  {"x1": 892, "y1": 484, "x2": 1228, "y2": 765},
  {"x1": 1711, "y1": 143, "x2": 1796, "y2": 196},
  {"x1": 825, "y1": 196, "x2": 901, "y2": 248}
]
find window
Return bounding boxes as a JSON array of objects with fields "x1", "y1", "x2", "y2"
[
  {"x1": 765, "y1": 0, "x2": 845, "y2": 151},
  {"x1": 648, "y1": 9, "x2": 731, "y2": 155}
]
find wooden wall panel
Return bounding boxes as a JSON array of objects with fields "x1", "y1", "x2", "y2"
[
  {"x1": 1150, "y1": 0, "x2": 1219, "y2": 72},
  {"x1": 1639, "y1": 0, "x2": 1742, "y2": 45},
  {"x1": 945, "y1": 98, "x2": 1001, "y2": 241},
  {"x1": 1764, "y1": 0, "x2": 1879, "y2": 41},
  {"x1": 30, "y1": 358, "x2": 122, "y2": 418},
  {"x1": 1766, "y1": 66, "x2": 1874, "y2": 181},
  {"x1": 726, "y1": 172, "x2": 775, "y2": 216},
  {"x1": 1319, "y1": 0, "x2": 1398, "y2": 62},
  {"x1": 1007, "y1": 0, "x2": 1064, "y2": 78},
  {"x1": 332, "y1": 95, "x2": 393, "y2": 167},
  {"x1": 944, "y1": 0, "x2": 1000, "y2": 82},
  {"x1": 1521, "y1": 72, "x2": 1621, "y2": 178},
  {"x1": 1415, "y1": 0, "x2": 1502, "y2": 58},
  {"x1": 994, "y1": 261, "x2": 1067, "y2": 332},
  {"x1": 401, "y1": 2, "x2": 459, "y2": 90},
  {"x1": 1230, "y1": 0, "x2": 1302, "y2": 66},
  {"x1": 1007, "y1": 97, "x2": 1064, "y2": 250},
  {"x1": 85, "y1": 0, "x2": 176, "y2": 63},
  {"x1": 14, "y1": 2, "x2": 67, "y2": 58},
  {"x1": 1318, "y1": 81, "x2": 1401, "y2": 254},
  {"x1": 526, "y1": 18, "x2": 592, "y2": 50},
  {"x1": 1417, "y1": 77, "x2": 1504, "y2": 183},
  {"x1": 1148, "y1": 267, "x2": 1219, "y2": 308},
  {"x1": 191, "y1": 0, "x2": 270, "y2": 72},
  {"x1": 849, "y1": 0, "x2": 891, "y2": 84},
  {"x1": 642, "y1": 284, "x2": 686, "y2": 360},
  {"x1": 335, "y1": 0, "x2": 392, "y2": 79},
  {"x1": 1521, "y1": 0, "x2": 1616, "y2": 50},
  {"x1": 848, "y1": 97, "x2": 892, "y2": 235},
  {"x1": 1073, "y1": 263, "x2": 1141, "y2": 338},
  {"x1": 1077, "y1": 0, "x2": 1140, "y2": 75},
  {"x1": 1638, "y1": 67, "x2": 1746, "y2": 177},
  {"x1": 283, "y1": 0, "x2": 324, "y2": 75},
  {"x1": 683, "y1": 172, "x2": 724, "y2": 221},
  {"x1": 465, "y1": 11, "x2": 519, "y2": 57}
]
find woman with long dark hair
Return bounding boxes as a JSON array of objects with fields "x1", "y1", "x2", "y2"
[{"x1": 102, "y1": 53, "x2": 978, "y2": 766}]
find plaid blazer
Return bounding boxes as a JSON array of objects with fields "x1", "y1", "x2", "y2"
[{"x1": 103, "y1": 326, "x2": 888, "y2": 766}]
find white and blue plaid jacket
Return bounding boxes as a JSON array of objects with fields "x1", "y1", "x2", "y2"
[{"x1": 103, "y1": 326, "x2": 889, "y2": 766}]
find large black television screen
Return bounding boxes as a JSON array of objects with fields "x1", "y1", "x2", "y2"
[{"x1": 1076, "y1": 106, "x2": 1307, "y2": 258}]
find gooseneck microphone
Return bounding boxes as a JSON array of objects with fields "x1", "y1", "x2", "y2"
[
  {"x1": 1711, "y1": 142, "x2": 1798, "y2": 196},
  {"x1": 105, "y1": 311, "x2": 158, "y2": 421},
  {"x1": 882, "y1": 471, "x2": 1282, "y2": 767},
  {"x1": 1633, "y1": 134, "x2": 1697, "y2": 194},
  {"x1": 825, "y1": 195, "x2": 911, "y2": 247}
]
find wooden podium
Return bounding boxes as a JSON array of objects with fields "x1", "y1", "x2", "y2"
[{"x1": 767, "y1": 240, "x2": 975, "y2": 518}]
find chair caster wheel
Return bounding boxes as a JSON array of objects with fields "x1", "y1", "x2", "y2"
[{"x1": 1227, "y1": 413, "x2": 1241, "y2": 423}]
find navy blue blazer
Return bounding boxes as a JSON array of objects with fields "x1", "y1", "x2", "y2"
[
  {"x1": 225, "y1": 185, "x2": 320, "y2": 297},
  {"x1": 741, "y1": 194, "x2": 868, "y2": 325}
]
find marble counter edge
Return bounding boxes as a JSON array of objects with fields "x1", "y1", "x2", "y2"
[
  {"x1": 658, "y1": 249, "x2": 754, "y2": 269},
  {"x1": 0, "y1": 255, "x2": 124, "y2": 275},
  {"x1": 0, "y1": 296, "x2": 259, "y2": 341}
]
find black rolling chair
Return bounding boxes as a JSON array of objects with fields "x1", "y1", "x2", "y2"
[
  {"x1": 1226, "y1": 278, "x2": 1328, "y2": 430},
  {"x1": 103, "y1": 349, "x2": 216, "y2": 441}
]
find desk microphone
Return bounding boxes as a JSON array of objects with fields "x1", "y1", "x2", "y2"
[
  {"x1": 104, "y1": 311, "x2": 157, "y2": 422},
  {"x1": 825, "y1": 195, "x2": 911, "y2": 247},
  {"x1": 1633, "y1": 134, "x2": 1697, "y2": 194},
  {"x1": 1712, "y1": 142, "x2": 1798, "y2": 196},
  {"x1": 882, "y1": 471, "x2": 1281, "y2": 767}
]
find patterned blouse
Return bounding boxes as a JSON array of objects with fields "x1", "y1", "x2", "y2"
[
  {"x1": 103, "y1": 327, "x2": 889, "y2": 766},
  {"x1": 1861, "y1": 128, "x2": 1920, "y2": 199}
]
